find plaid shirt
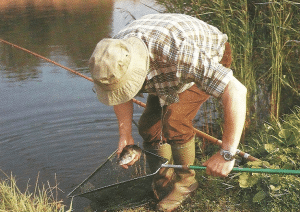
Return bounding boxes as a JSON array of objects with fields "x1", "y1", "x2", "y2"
[{"x1": 114, "y1": 13, "x2": 233, "y2": 106}]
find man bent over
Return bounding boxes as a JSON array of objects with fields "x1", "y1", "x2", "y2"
[{"x1": 89, "y1": 13, "x2": 247, "y2": 211}]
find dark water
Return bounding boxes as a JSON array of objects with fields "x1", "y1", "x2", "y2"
[{"x1": 0, "y1": 0, "x2": 162, "y2": 210}]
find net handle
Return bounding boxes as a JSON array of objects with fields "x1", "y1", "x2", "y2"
[{"x1": 161, "y1": 164, "x2": 300, "y2": 175}]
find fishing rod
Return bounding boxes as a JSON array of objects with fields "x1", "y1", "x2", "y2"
[
  {"x1": 0, "y1": 38, "x2": 259, "y2": 162},
  {"x1": 0, "y1": 38, "x2": 93, "y2": 82},
  {"x1": 0, "y1": 38, "x2": 143, "y2": 107}
]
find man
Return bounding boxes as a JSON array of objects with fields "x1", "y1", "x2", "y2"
[{"x1": 89, "y1": 13, "x2": 247, "y2": 211}]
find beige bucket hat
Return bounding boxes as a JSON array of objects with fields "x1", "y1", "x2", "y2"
[{"x1": 89, "y1": 37, "x2": 149, "y2": 106}]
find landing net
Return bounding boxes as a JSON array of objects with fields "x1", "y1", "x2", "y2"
[{"x1": 68, "y1": 149, "x2": 167, "y2": 211}]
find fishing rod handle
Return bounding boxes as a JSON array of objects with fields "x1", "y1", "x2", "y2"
[{"x1": 193, "y1": 128, "x2": 259, "y2": 162}]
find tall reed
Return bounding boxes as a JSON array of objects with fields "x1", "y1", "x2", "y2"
[
  {"x1": 156, "y1": 0, "x2": 300, "y2": 132},
  {"x1": 270, "y1": 0, "x2": 296, "y2": 119}
]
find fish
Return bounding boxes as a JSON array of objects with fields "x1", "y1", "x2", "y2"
[{"x1": 119, "y1": 145, "x2": 142, "y2": 166}]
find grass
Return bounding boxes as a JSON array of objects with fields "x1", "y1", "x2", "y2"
[{"x1": 0, "y1": 171, "x2": 72, "y2": 212}]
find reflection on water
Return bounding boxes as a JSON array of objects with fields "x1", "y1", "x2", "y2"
[
  {"x1": 0, "y1": 0, "x2": 162, "y2": 210},
  {"x1": 0, "y1": 0, "x2": 114, "y2": 82}
]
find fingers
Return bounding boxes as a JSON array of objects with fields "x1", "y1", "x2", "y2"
[
  {"x1": 205, "y1": 165, "x2": 229, "y2": 177},
  {"x1": 117, "y1": 147, "x2": 124, "y2": 156},
  {"x1": 202, "y1": 160, "x2": 208, "y2": 167},
  {"x1": 121, "y1": 164, "x2": 129, "y2": 169},
  {"x1": 120, "y1": 151, "x2": 141, "y2": 169},
  {"x1": 117, "y1": 144, "x2": 125, "y2": 155},
  {"x1": 118, "y1": 135, "x2": 135, "y2": 155},
  {"x1": 126, "y1": 153, "x2": 141, "y2": 165},
  {"x1": 117, "y1": 140, "x2": 128, "y2": 156},
  {"x1": 203, "y1": 153, "x2": 234, "y2": 177}
]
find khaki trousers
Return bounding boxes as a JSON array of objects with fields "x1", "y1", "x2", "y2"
[{"x1": 138, "y1": 85, "x2": 209, "y2": 145}]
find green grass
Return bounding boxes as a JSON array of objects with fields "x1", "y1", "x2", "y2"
[{"x1": 0, "y1": 172, "x2": 72, "y2": 212}]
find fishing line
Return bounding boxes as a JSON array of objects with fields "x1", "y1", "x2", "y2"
[{"x1": 0, "y1": 38, "x2": 259, "y2": 162}]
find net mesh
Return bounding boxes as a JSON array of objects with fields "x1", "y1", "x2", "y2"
[{"x1": 68, "y1": 149, "x2": 167, "y2": 211}]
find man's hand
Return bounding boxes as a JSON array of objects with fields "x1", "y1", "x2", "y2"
[
  {"x1": 202, "y1": 152, "x2": 235, "y2": 177},
  {"x1": 117, "y1": 134, "x2": 139, "y2": 169},
  {"x1": 119, "y1": 147, "x2": 141, "y2": 169},
  {"x1": 118, "y1": 144, "x2": 142, "y2": 169},
  {"x1": 117, "y1": 134, "x2": 135, "y2": 155}
]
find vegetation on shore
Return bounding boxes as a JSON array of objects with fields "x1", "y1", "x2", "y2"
[
  {"x1": 0, "y1": 172, "x2": 72, "y2": 212},
  {"x1": 121, "y1": 106, "x2": 300, "y2": 211},
  {"x1": 158, "y1": 0, "x2": 299, "y2": 118},
  {"x1": 156, "y1": 0, "x2": 300, "y2": 139},
  {"x1": 190, "y1": 107, "x2": 300, "y2": 212}
]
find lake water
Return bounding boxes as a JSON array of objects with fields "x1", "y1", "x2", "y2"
[{"x1": 0, "y1": 0, "x2": 163, "y2": 210}]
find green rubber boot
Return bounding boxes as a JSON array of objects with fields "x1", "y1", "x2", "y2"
[
  {"x1": 157, "y1": 137, "x2": 198, "y2": 211},
  {"x1": 144, "y1": 142, "x2": 175, "y2": 200}
]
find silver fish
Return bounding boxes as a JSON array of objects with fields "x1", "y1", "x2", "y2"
[{"x1": 119, "y1": 145, "x2": 142, "y2": 166}]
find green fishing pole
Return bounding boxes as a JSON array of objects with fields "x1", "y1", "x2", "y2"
[{"x1": 162, "y1": 164, "x2": 300, "y2": 175}]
